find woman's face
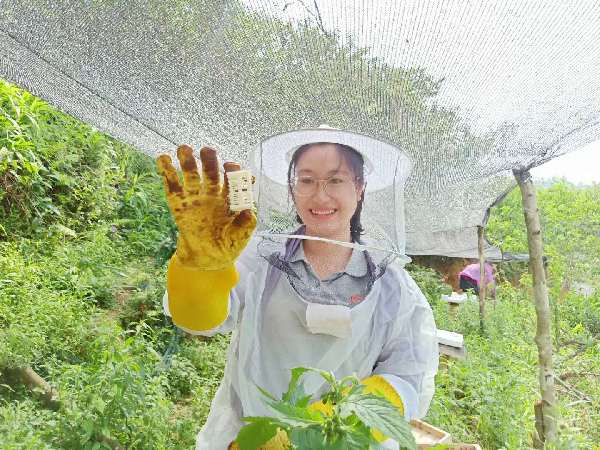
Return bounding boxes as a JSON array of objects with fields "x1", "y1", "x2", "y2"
[{"x1": 293, "y1": 143, "x2": 364, "y2": 240}]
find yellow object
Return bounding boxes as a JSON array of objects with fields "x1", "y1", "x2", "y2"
[
  {"x1": 361, "y1": 375, "x2": 404, "y2": 413},
  {"x1": 157, "y1": 145, "x2": 256, "y2": 331},
  {"x1": 361, "y1": 375, "x2": 404, "y2": 442},
  {"x1": 167, "y1": 256, "x2": 239, "y2": 330},
  {"x1": 229, "y1": 428, "x2": 291, "y2": 450}
]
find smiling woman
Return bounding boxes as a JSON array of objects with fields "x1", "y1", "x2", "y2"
[
  {"x1": 287, "y1": 142, "x2": 366, "y2": 279},
  {"x1": 159, "y1": 126, "x2": 438, "y2": 450}
]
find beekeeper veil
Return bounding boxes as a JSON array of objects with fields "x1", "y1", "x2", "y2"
[{"x1": 251, "y1": 125, "x2": 412, "y2": 282}]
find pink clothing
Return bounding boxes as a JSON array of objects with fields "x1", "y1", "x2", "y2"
[{"x1": 459, "y1": 262, "x2": 494, "y2": 287}]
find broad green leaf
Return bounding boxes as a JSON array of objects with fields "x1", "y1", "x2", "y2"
[
  {"x1": 289, "y1": 426, "x2": 328, "y2": 449},
  {"x1": 282, "y1": 367, "x2": 311, "y2": 405},
  {"x1": 334, "y1": 424, "x2": 374, "y2": 450},
  {"x1": 263, "y1": 398, "x2": 323, "y2": 426},
  {"x1": 341, "y1": 393, "x2": 416, "y2": 450},
  {"x1": 256, "y1": 384, "x2": 278, "y2": 402},
  {"x1": 302, "y1": 366, "x2": 337, "y2": 386},
  {"x1": 236, "y1": 419, "x2": 279, "y2": 450}
]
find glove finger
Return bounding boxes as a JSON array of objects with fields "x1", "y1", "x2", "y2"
[
  {"x1": 222, "y1": 161, "x2": 241, "y2": 203},
  {"x1": 228, "y1": 209, "x2": 256, "y2": 247},
  {"x1": 200, "y1": 147, "x2": 220, "y2": 195},
  {"x1": 176, "y1": 144, "x2": 202, "y2": 195},
  {"x1": 157, "y1": 154, "x2": 183, "y2": 197},
  {"x1": 232, "y1": 209, "x2": 257, "y2": 229}
]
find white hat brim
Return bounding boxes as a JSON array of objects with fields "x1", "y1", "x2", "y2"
[{"x1": 256, "y1": 128, "x2": 412, "y2": 192}]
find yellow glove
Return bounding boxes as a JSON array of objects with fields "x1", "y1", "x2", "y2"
[
  {"x1": 157, "y1": 145, "x2": 256, "y2": 331},
  {"x1": 308, "y1": 375, "x2": 404, "y2": 443}
]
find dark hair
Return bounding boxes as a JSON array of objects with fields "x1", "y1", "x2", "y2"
[{"x1": 287, "y1": 142, "x2": 366, "y2": 243}]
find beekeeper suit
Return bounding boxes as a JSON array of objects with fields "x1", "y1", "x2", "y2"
[{"x1": 157, "y1": 127, "x2": 438, "y2": 450}]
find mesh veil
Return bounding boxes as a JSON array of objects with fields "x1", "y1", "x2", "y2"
[{"x1": 250, "y1": 126, "x2": 411, "y2": 289}]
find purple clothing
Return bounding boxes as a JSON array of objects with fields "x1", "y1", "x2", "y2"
[{"x1": 459, "y1": 262, "x2": 494, "y2": 287}]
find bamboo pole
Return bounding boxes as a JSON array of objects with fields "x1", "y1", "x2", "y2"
[
  {"x1": 477, "y1": 226, "x2": 486, "y2": 332},
  {"x1": 514, "y1": 169, "x2": 557, "y2": 446}
]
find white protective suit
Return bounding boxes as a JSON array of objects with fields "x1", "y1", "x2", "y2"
[{"x1": 164, "y1": 237, "x2": 439, "y2": 450}]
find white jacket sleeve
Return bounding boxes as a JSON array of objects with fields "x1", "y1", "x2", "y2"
[
  {"x1": 372, "y1": 268, "x2": 439, "y2": 419},
  {"x1": 162, "y1": 237, "x2": 260, "y2": 336}
]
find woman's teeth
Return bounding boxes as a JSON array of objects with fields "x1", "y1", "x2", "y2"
[{"x1": 311, "y1": 209, "x2": 335, "y2": 215}]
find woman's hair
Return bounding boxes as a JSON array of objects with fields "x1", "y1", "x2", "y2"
[{"x1": 287, "y1": 142, "x2": 366, "y2": 243}]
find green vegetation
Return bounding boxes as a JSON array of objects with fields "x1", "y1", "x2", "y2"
[
  {"x1": 0, "y1": 78, "x2": 226, "y2": 449},
  {"x1": 1, "y1": 75, "x2": 599, "y2": 450},
  {"x1": 235, "y1": 367, "x2": 416, "y2": 450}
]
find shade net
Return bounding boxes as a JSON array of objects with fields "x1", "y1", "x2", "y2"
[{"x1": 1, "y1": 0, "x2": 599, "y2": 258}]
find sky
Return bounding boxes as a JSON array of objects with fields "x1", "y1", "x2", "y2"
[{"x1": 531, "y1": 140, "x2": 600, "y2": 185}]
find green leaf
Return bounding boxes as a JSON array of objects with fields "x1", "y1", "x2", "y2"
[
  {"x1": 334, "y1": 424, "x2": 374, "y2": 450},
  {"x1": 289, "y1": 426, "x2": 328, "y2": 449},
  {"x1": 256, "y1": 384, "x2": 279, "y2": 402},
  {"x1": 341, "y1": 393, "x2": 416, "y2": 450},
  {"x1": 243, "y1": 413, "x2": 318, "y2": 430},
  {"x1": 236, "y1": 419, "x2": 279, "y2": 450},
  {"x1": 282, "y1": 367, "x2": 320, "y2": 407},
  {"x1": 263, "y1": 398, "x2": 323, "y2": 426}
]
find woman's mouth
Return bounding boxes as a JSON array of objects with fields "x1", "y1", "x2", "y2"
[{"x1": 310, "y1": 208, "x2": 336, "y2": 217}]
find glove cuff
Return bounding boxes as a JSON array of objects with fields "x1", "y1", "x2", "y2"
[
  {"x1": 167, "y1": 256, "x2": 239, "y2": 331},
  {"x1": 361, "y1": 375, "x2": 405, "y2": 414}
]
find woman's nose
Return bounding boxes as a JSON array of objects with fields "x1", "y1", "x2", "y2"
[{"x1": 313, "y1": 181, "x2": 332, "y2": 200}]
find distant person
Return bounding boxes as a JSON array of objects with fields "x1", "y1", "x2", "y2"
[{"x1": 458, "y1": 260, "x2": 495, "y2": 297}]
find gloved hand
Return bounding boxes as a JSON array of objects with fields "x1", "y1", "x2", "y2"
[{"x1": 157, "y1": 145, "x2": 256, "y2": 331}]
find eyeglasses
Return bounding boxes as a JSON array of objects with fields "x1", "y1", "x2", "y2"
[{"x1": 291, "y1": 174, "x2": 359, "y2": 197}]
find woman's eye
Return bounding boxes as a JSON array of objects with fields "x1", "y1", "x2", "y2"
[
  {"x1": 329, "y1": 177, "x2": 345, "y2": 184},
  {"x1": 299, "y1": 178, "x2": 315, "y2": 185}
]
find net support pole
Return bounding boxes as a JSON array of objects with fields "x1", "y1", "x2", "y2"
[
  {"x1": 477, "y1": 226, "x2": 486, "y2": 332},
  {"x1": 513, "y1": 169, "x2": 557, "y2": 446}
]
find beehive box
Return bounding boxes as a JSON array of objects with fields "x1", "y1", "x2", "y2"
[
  {"x1": 410, "y1": 419, "x2": 451, "y2": 448},
  {"x1": 410, "y1": 420, "x2": 483, "y2": 449}
]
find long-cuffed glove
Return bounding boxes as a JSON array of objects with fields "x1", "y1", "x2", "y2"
[{"x1": 157, "y1": 145, "x2": 256, "y2": 331}]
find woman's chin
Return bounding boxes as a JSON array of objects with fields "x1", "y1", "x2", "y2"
[{"x1": 304, "y1": 222, "x2": 347, "y2": 241}]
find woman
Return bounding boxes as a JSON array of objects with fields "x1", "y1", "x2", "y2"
[
  {"x1": 458, "y1": 260, "x2": 496, "y2": 298},
  {"x1": 157, "y1": 128, "x2": 438, "y2": 449}
]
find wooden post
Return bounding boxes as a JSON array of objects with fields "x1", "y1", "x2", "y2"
[
  {"x1": 448, "y1": 302, "x2": 459, "y2": 319},
  {"x1": 514, "y1": 169, "x2": 557, "y2": 446},
  {"x1": 477, "y1": 226, "x2": 486, "y2": 332}
]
